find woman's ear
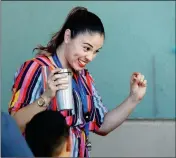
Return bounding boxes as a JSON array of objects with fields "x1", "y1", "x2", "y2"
[{"x1": 64, "y1": 29, "x2": 71, "y2": 44}]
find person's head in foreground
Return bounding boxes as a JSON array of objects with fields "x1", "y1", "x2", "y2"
[{"x1": 25, "y1": 110, "x2": 71, "y2": 157}]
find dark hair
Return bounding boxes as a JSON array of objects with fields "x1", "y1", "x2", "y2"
[
  {"x1": 25, "y1": 110, "x2": 69, "y2": 157},
  {"x1": 34, "y1": 6, "x2": 105, "y2": 55}
]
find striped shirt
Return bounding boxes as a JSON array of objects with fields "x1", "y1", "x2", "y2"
[{"x1": 9, "y1": 55, "x2": 108, "y2": 157}]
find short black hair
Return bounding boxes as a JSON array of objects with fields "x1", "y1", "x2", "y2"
[{"x1": 25, "y1": 110, "x2": 69, "y2": 157}]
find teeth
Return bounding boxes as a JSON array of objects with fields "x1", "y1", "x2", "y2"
[{"x1": 79, "y1": 59, "x2": 86, "y2": 65}]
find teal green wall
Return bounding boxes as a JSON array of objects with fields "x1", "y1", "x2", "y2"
[{"x1": 1, "y1": 1, "x2": 175, "y2": 118}]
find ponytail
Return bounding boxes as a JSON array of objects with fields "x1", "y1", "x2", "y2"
[
  {"x1": 34, "y1": 7, "x2": 88, "y2": 56},
  {"x1": 34, "y1": 6, "x2": 105, "y2": 57}
]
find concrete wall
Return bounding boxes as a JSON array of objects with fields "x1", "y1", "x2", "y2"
[{"x1": 90, "y1": 120, "x2": 175, "y2": 157}]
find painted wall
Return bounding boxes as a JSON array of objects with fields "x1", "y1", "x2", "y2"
[{"x1": 1, "y1": 2, "x2": 175, "y2": 118}]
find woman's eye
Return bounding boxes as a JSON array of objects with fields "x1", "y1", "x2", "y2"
[
  {"x1": 93, "y1": 50, "x2": 99, "y2": 55},
  {"x1": 84, "y1": 47, "x2": 90, "y2": 52}
]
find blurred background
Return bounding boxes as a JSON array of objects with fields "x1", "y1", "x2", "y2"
[{"x1": 1, "y1": 1, "x2": 175, "y2": 157}]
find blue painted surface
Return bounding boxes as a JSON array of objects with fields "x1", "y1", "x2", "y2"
[{"x1": 1, "y1": 1, "x2": 175, "y2": 118}]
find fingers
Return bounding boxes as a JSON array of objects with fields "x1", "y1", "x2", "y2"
[
  {"x1": 133, "y1": 72, "x2": 140, "y2": 77},
  {"x1": 51, "y1": 73, "x2": 68, "y2": 81},
  {"x1": 48, "y1": 68, "x2": 69, "y2": 90},
  {"x1": 132, "y1": 72, "x2": 147, "y2": 87},
  {"x1": 140, "y1": 75, "x2": 144, "y2": 82},
  {"x1": 45, "y1": 68, "x2": 70, "y2": 98},
  {"x1": 48, "y1": 68, "x2": 62, "y2": 79},
  {"x1": 56, "y1": 84, "x2": 68, "y2": 90},
  {"x1": 53, "y1": 78, "x2": 68, "y2": 86},
  {"x1": 142, "y1": 79, "x2": 147, "y2": 87}
]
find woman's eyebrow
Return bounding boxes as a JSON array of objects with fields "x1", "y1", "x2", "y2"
[{"x1": 83, "y1": 43, "x2": 93, "y2": 48}]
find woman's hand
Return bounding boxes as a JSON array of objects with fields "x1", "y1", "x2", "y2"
[
  {"x1": 129, "y1": 72, "x2": 147, "y2": 103},
  {"x1": 43, "y1": 68, "x2": 69, "y2": 99}
]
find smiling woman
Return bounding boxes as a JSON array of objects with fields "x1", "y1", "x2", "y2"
[
  {"x1": 55, "y1": 31, "x2": 104, "y2": 70},
  {"x1": 8, "y1": 6, "x2": 147, "y2": 158}
]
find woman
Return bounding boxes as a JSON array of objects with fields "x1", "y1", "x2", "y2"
[{"x1": 9, "y1": 6, "x2": 147, "y2": 157}]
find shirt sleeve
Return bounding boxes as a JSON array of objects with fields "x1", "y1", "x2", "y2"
[
  {"x1": 1, "y1": 112, "x2": 34, "y2": 157},
  {"x1": 87, "y1": 73, "x2": 108, "y2": 133},
  {"x1": 9, "y1": 60, "x2": 44, "y2": 113}
]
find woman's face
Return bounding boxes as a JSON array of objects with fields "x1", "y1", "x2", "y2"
[{"x1": 64, "y1": 30, "x2": 104, "y2": 71}]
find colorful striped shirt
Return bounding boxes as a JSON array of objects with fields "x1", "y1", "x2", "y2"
[{"x1": 9, "y1": 55, "x2": 108, "y2": 157}]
